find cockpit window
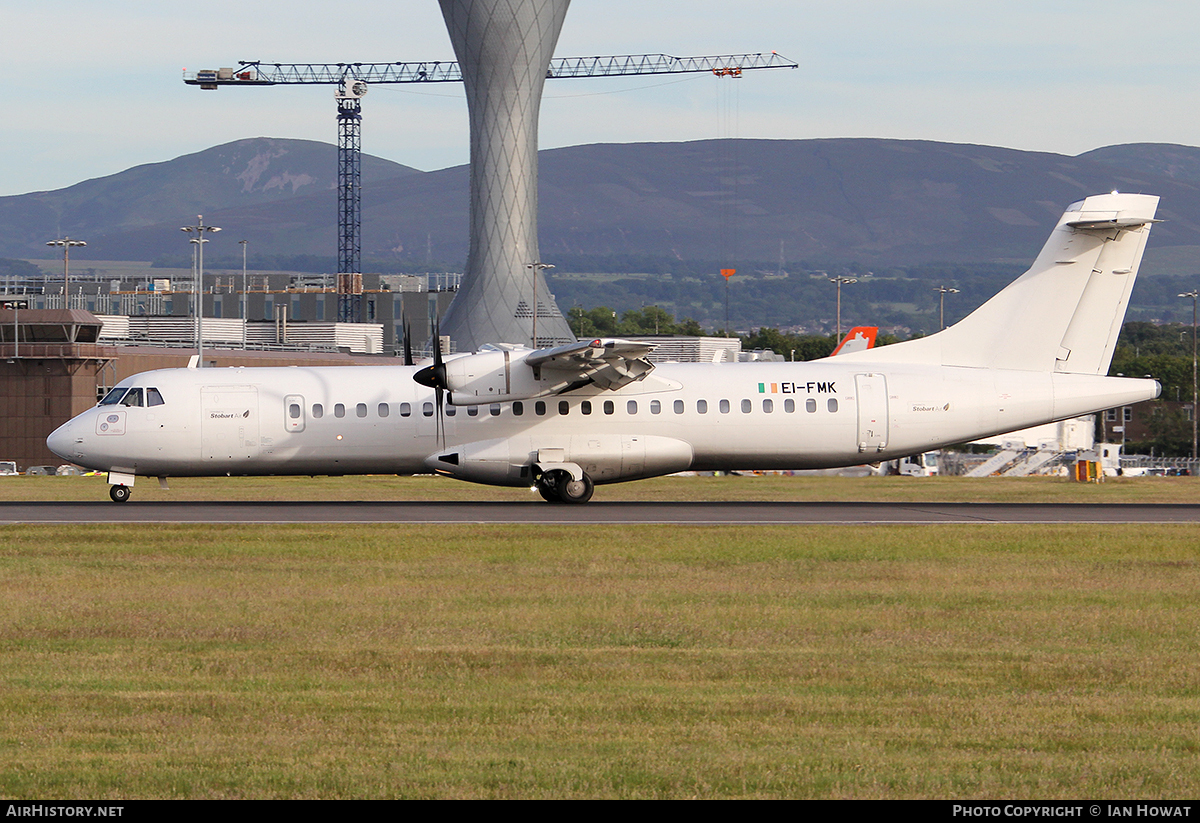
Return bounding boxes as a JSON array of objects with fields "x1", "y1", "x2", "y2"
[
  {"x1": 120, "y1": 388, "x2": 144, "y2": 407},
  {"x1": 146, "y1": 388, "x2": 164, "y2": 407},
  {"x1": 99, "y1": 388, "x2": 127, "y2": 406}
]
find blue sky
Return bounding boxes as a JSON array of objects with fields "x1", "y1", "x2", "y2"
[{"x1": 2, "y1": 0, "x2": 1198, "y2": 196}]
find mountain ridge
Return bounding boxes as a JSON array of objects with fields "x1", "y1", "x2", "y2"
[{"x1": 6, "y1": 136, "x2": 1200, "y2": 272}]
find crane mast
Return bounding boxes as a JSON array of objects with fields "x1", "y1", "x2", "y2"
[{"x1": 184, "y1": 53, "x2": 797, "y2": 322}]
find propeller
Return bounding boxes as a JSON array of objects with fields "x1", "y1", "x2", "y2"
[{"x1": 413, "y1": 318, "x2": 448, "y2": 448}]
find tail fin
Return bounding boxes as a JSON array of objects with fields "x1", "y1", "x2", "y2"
[
  {"x1": 831, "y1": 326, "x2": 878, "y2": 356},
  {"x1": 837, "y1": 193, "x2": 1159, "y2": 374}
]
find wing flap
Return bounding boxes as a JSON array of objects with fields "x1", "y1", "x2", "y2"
[{"x1": 528, "y1": 338, "x2": 656, "y2": 392}]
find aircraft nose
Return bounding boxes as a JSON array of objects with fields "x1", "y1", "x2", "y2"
[{"x1": 46, "y1": 420, "x2": 74, "y2": 460}]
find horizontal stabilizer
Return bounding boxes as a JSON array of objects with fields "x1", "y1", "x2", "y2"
[{"x1": 1066, "y1": 215, "x2": 1160, "y2": 231}]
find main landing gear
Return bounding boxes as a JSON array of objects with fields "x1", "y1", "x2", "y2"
[
  {"x1": 109, "y1": 484, "x2": 131, "y2": 503},
  {"x1": 535, "y1": 468, "x2": 594, "y2": 504}
]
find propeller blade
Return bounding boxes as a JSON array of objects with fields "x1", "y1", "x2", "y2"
[
  {"x1": 432, "y1": 316, "x2": 446, "y2": 449},
  {"x1": 402, "y1": 316, "x2": 414, "y2": 367},
  {"x1": 411, "y1": 316, "x2": 449, "y2": 448},
  {"x1": 413, "y1": 318, "x2": 448, "y2": 390}
]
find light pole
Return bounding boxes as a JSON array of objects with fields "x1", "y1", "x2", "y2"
[
  {"x1": 525, "y1": 262, "x2": 554, "y2": 348},
  {"x1": 1180, "y1": 289, "x2": 1198, "y2": 460},
  {"x1": 934, "y1": 285, "x2": 960, "y2": 331},
  {"x1": 45, "y1": 237, "x2": 86, "y2": 309},
  {"x1": 181, "y1": 216, "x2": 221, "y2": 367},
  {"x1": 239, "y1": 239, "x2": 248, "y2": 350},
  {"x1": 829, "y1": 275, "x2": 857, "y2": 342}
]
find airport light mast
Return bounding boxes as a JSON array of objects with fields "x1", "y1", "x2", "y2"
[
  {"x1": 183, "y1": 53, "x2": 797, "y2": 322},
  {"x1": 45, "y1": 237, "x2": 86, "y2": 308}
]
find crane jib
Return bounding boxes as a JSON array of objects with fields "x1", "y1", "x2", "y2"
[{"x1": 182, "y1": 53, "x2": 797, "y2": 86}]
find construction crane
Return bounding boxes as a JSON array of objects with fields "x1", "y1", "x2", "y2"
[{"x1": 183, "y1": 52, "x2": 798, "y2": 322}]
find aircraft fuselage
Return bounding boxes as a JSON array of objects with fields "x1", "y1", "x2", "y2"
[{"x1": 47, "y1": 360, "x2": 1158, "y2": 487}]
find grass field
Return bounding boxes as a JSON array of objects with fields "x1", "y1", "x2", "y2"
[{"x1": 1, "y1": 476, "x2": 1198, "y2": 798}]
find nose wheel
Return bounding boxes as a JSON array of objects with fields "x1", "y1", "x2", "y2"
[{"x1": 109, "y1": 484, "x2": 130, "y2": 503}]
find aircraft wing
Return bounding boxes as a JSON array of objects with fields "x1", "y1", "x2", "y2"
[
  {"x1": 432, "y1": 338, "x2": 658, "y2": 404},
  {"x1": 526, "y1": 338, "x2": 656, "y2": 391}
]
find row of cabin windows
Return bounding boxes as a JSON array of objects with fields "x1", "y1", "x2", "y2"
[{"x1": 301, "y1": 396, "x2": 840, "y2": 420}]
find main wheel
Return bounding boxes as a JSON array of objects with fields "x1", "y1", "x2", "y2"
[
  {"x1": 536, "y1": 470, "x2": 564, "y2": 503},
  {"x1": 109, "y1": 484, "x2": 130, "y2": 503},
  {"x1": 556, "y1": 472, "x2": 594, "y2": 504}
]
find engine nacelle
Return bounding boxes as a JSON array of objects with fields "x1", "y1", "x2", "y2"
[{"x1": 443, "y1": 349, "x2": 549, "y2": 405}]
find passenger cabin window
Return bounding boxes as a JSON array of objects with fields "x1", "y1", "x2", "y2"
[
  {"x1": 490, "y1": 404, "x2": 501, "y2": 416},
  {"x1": 627, "y1": 400, "x2": 638, "y2": 415},
  {"x1": 719, "y1": 399, "x2": 730, "y2": 414},
  {"x1": 313, "y1": 404, "x2": 324, "y2": 419},
  {"x1": 581, "y1": 401, "x2": 592, "y2": 415},
  {"x1": 120, "y1": 388, "x2": 144, "y2": 407},
  {"x1": 378, "y1": 403, "x2": 389, "y2": 418},
  {"x1": 513, "y1": 401, "x2": 524, "y2": 416},
  {"x1": 650, "y1": 400, "x2": 661, "y2": 415},
  {"x1": 559, "y1": 401, "x2": 570, "y2": 416},
  {"x1": 806, "y1": 398, "x2": 817, "y2": 413},
  {"x1": 828, "y1": 398, "x2": 839, "y2": 413},
  {"x1": 763, "y1": 399, "x2": 773, "y2": 413},
  {"x1": 604, "y1": 400, "x2": 614, "y2": 415},
  {"x1": 334, "y1": 404, "x2": 346, "y2": 418},
  {"x1": 535, "y1": 401, "x2": 546, "y2": 416},
  {"x1": 697, "y1": 399, "x2": 708, "y2": 414},
  {"x1": 741, "y1": 399, "x2": 751, "y2": 413},
  {"x1": 399, "y1": 403, "x2": 411, "y2": 418},
  {"x1": 356, "y1": 403, "x2": 367, "y2": 418},
  {"x1": 674, "y1": 400, "x2": 684, "y2": 414},
  {"x1": 422, "y1": 402, "x2": 434, "y2": 417},
  {"x1": 467, "y1": 406, "x2": 478, "y2": 417},
  {"x1": 446, "y1": 405, "x2": 457, "y2": 417},
  {"x1": 289, "y1": 403, "x2": 301, "y2": 419},
  {"x1": 784, "y1": 399, "x2": 795, "y2": 413},
  {"x1": 147, "y1": 388, "x2": 165, "y2": 407}
]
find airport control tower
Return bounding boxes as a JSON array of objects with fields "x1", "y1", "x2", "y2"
[{"x1": 438, "y1": 0, "x2": 575, "y2": 351}]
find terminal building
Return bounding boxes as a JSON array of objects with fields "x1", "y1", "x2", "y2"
[{"x1": 13, "y1": 271, "x2": 458, "y2": 356}]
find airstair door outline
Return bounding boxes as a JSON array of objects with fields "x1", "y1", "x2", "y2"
[{"x1": 855, "y1": 373, "x2": 888, "y2": 453}]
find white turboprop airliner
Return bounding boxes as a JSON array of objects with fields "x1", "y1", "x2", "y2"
[{"x1": 49, "y1": 193, "x2": 1161, "y2": 503}]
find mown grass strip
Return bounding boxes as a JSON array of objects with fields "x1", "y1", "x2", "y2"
[{"x1": 1, "y1": 523, "x2": 1198, "y2": 798}]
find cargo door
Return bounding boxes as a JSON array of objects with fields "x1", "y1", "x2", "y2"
[{"x1": 203, "y1": 386, "x2": 260, "y2": 462}]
